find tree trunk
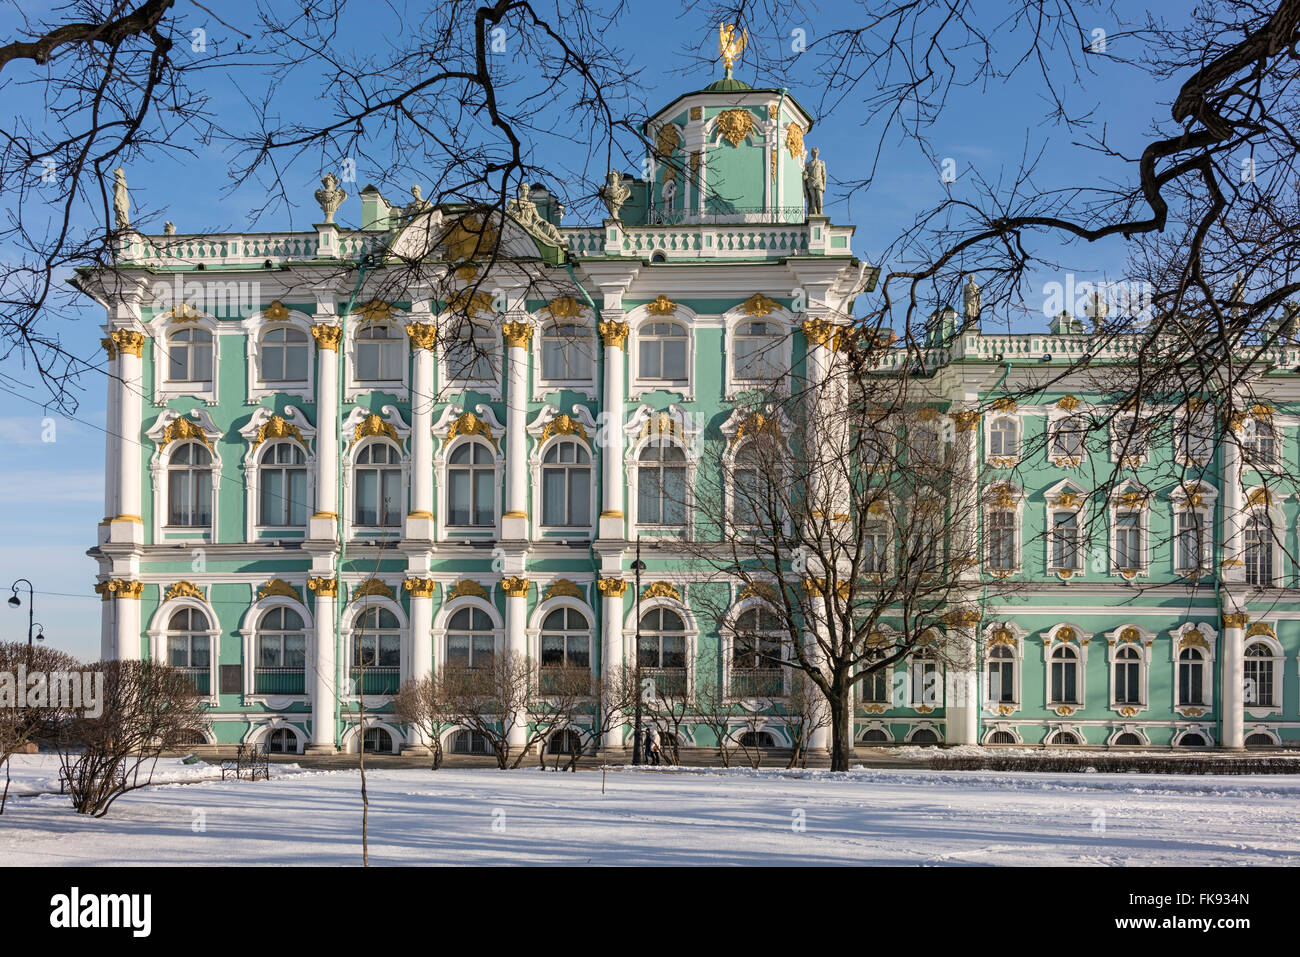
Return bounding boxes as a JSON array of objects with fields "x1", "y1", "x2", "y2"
[{"x1": 828, "y1": 691, "x2": 852, "y2": 772}]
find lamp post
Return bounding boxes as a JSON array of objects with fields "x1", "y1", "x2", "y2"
[
  {"x1": 631, "y1": 539, "x2": 646, "y2": 765},
  {"x1": 7, "y1": 579, "x2": 43, "y2": 648}
]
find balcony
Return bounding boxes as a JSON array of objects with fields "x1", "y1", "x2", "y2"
[
  {"x1": 254, "y1": 668, "x2": 306, "y2": 695},
  {"x1": 349, "y1": 667, "x2": 400, "y2": 696},
  {"x1": 641, "y1": 667, "x2": 688, "y2": 699},
  {"x1": 729, "y1": 668, "x2": 785, "y2": 698},
  {"x1": 177, "y1": 667, "x2": 209, "y2": 696}
]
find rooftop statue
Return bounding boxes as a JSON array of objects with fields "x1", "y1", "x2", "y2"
[
  {"x1": 507, "y1": 181, "x2": 564, "y2": 247},
  {"x1": 963, "y1": 276, "x2": 981, "y2": 322},
  {"x1": 718, "y1": 23, "x2": 746, "y2": 79},
  {"x1": 404, "y1": 184, "x2": 433, "y2": 221},
  {"x1": 802, "y1": 147, "x2": 826, "y2": 217},
  {"x1": 112, "y1": 167, "x2": 130, "y2": 230},
  {"x1": 597, "y1": 170, "x2": 631, "y2": 221}
]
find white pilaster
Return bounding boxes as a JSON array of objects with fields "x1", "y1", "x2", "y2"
[
  {"x1": 108, "y1": 327, "x2": 145, "y2": 546},
  {"x1": 502, "y1": 320, "x2": 532, "y2": 540},
  {"x1": 1221, "y1": 611, "x2": 1246, "y2": 749},
  {"x1": 503, "y1": 578, "x2": 529, "y2": 750},
  {"x1": 404, "y1": 578, "x2": 435, "y2": 752},
  {"x1": 100, "y1": 332, "x2": 120, "y2": 544},
  {"x1": 599, "y1": 578, "x2": 628, "y2": 750},
  {"x1": 309, "y1": 321, "x2": 342, "y2": 540},
  {"x1": 807, "y1": 594, "x2": 830, "y2": 752},
  {"x1": 1221, "y1": 425, "x2": 1245, "y2": 583},
  {"x1": 598, "y1": 313, "x2": 628, "y2": 540},
  {"x1": 406, "y1": 319, "x2": 436, "y2": 540},
  {"x1": 113, "y1": 584, "x2": 142, "y2": 660},
  {"x1": 944, "y1": 612, "x2": 981, "y2": 746},
  {"x1": 308, "y1": 581, "x2": 338, "y2": 753}
]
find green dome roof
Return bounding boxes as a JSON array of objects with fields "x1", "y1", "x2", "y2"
[{"x1": 701, "y1": 76, "x2": 752, "y2": 93}]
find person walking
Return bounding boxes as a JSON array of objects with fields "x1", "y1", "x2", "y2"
[{"x1": 645, "y1": 727, "x2": 661, "y2": 766}]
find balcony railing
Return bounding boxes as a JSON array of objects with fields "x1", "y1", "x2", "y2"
[
  {"x1": 177, "y1": 667, "x2": 209, "y2": 696},
  {"x1": 730, "y1": 669, "x2": 785, "y2": 698},
  {"x1": 645, "y1": 205, "x2": 807, "y2": 226},
  {"x1": 254, "y1": 668, "x2": 306, "y2": 695},
  {"x1": 641, "y1": 667, "x2": 688, "y2": 699},
  {"x1": 349, "y1": 667, "x2": 400, "y2": 696}
]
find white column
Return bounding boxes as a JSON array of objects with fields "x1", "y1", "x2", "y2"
[
  {"x1": 110, "y1": 581, "x2": 142, "y2": 659},
  {"x1": 1221, "y1": 612, "x2": 1246, "y2": 749},
  {"x1": 503, "y1": 577, "x2": 529, "y2": 749},
  {"x1": 807, "y1": 594, "x2": 830, "y2": 752},
  {"x1": 944, "y1": 612, "x2": 980, "y2": 746},
  {"x1": 308, "y1": 579, "x2": 338, "y2": 752},
  {"x1": 99, "y1": 588, "x2": 114, "y2": 660},
  {"x1": 406, "y1": 323, "x2": 436, "y2": 540},
  {"x1": 310, "y1": 323, "x2": 341, "y2": 540},
  {"x1": 599, "y1": 578, "x2": 628, "y2": 750},
  {"x1": 1221, "y1": 424, "x2": 1245, "y2": 582},
  {"x1": 100, "y1": 333, "x2": 120, "y2": 542},
  {"x1": 502, "y1": 321, "x2": 532, "y2": 540},
  {"x1": 404, "y1": 578, "x2": 435, "y2": 752},
  {"x1": 109, "y1": 329, "x2": 145, "y2": 545},
  {"x1": 598, "y1": 314, "x2": 628, "y2": 540}
]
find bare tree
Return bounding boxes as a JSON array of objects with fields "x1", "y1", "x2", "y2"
[
  {"x1": 53, "y1": 658, "x2": 205, "y2": 817},
  {"x1": 0, "y1": 642, "x2": 82, "y2": 813},
  {"x1": 393, "y1": 672, "x2": 454, "y2": 770}
]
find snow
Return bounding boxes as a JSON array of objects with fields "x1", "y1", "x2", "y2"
[
  {"x1": 0, "y1": 754, "x2": 301, "y2": 798},
  {"x1": 1, "y1": 758, "x2": 1297, "y2": 865}
]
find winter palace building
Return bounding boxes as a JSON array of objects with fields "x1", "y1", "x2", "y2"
[{"x1": 80, "y1": 64, "x2": 1300, "y2": 756}]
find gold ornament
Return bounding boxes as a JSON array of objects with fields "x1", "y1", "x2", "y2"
[
  {"x1": 717, "y1": 22, "x2": 747, "y2": 74},
  {"x1": 597, "y1": 578, "x2": 628, "y2": 598},
  {"x1": 642, "y1": 581, "x2": 682, "y2": 602},
  {"x1": 599, "y1": 319, "x2": 628, "y2": 349},
  {"x1": 258, "y1": 579, "x2": 300, "y2": 601},
  {"x1": 544, "y1": 579, "x2": 584, "y2": 600},
  {"x1": 541, "y1": 413, "x2": 587, "y2": 442},
  {"x1": 402, "y1": 578, "x2": 438, "y2": 599},
  {"x1": 405, "y1": 322, "x2": 438, "y2": 351},
  {"x1": 307, "y1": 577, "x2": 338, "y2": 598},
  {"x1": 164, "y1": 581, "x2": 204, "y2": 601},
  {"x1": 646, "y1": 295, "x2": 677, "y2": 316},
  {"x1": 741, "y1": 292, "x2": 779, "y2": 316},
  {"x1": 110, "y1": 329, "x2": 146, "y2": 358},
  {"x1": 354, "y1": 413, "x2": 398, "y2": 445},
  {"x1": 352, "y1": 578, "x2": 395, "y2": 600},
  {"x1": 446, "y1": 411, "x2": 493, "y2": 443},
  {"x1": 501, "y1": 576, "x2": 530, "y2": 598},
  {"x1": 447, "y1": 580, "x2": 489, "y2": 601},
  {"x1": 1222, "y1": 613, "x2": 1250, "y2": 629},
  {"x1": 785, "y1": 122, "x2": 805, "y2": 160},
  {"x1": 716, "y1": 109, "x2": 754, "y2": 147},
  {"x1": 264, "y1": 300, "x2": 290, "y2": 322},
  {"x1": 543, "y1": 296, "x2": 583, "y2": 319},
  {"x1": 253, "y1": 415, "x2": 305, "y2": 448},
  {"x1": 502, "y1": 321, "x2": 533, "y2": 348},
  {"x1": 311, "y1": 324, "x2": 342, "y2": 352},
  {"x1": 160, "y1": 414, "x2": 214, "y2": 451}
]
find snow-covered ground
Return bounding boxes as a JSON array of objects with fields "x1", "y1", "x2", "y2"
[{"x1": 2, "y1": 756, "x2": 1297, "y2": 865}]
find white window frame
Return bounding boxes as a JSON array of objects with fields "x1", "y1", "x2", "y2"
[
  {"x1": 1169, "y1": 622, "x2": 1217, "y2": 716},
  {"x1": 339, "y1": 592, "x2": 407, "y2": 704},
  {"x1": 624, "y1": 597, "x2": 697, "y2": 701},
  {"x1": 723, "y1": 598, "x2": 790, "y2": 700},
  {"x1": 907, "y1": 646, "x2": 943, "y2": 711},
  {"x1": 1240, "y1": 413, "x2": 1282, "y2": 473},
  {"x1": 147, "y1": 596, "x2": 220, "y2": 706},
  {"x1": 628, "y1": 303, "x2": 696, "y2": 400},
  {"x1": 238, "y1": 405, "x2": 317, "y2": 542},
  {"x1": 1105, "y1": 625, "x2": 1154, "y2": 714},
  {"x1": 1046, "y1": 409, "x2": 1087, "y2": 468},
  {"x1": 1041, "y1": 624, "x2": 1091, "y2": 712},
  {"x1": 1243, "y1": 632, "x2": 1284, "y2": 714},
  {"x1": 723, "y1": 304, "x2": 792, "y2": 399},
  {"x1": 1171, "y1": 484, "x2": 1217, "y2": 578},
  {"x1": 984, "y1": 484, "x2": 1024, "y2": 576},
  {"x1": 534, "y1": 317, "x2": 597, "y2": 399},
  {"x1": 1242, "y1": 496, "x2": 1284, "y2": 587},
  {"x1": 1042, "y1": 481, "x2": 1088, "y2": 580},
  {"x1": 1108, "y1": 484, "x2": 1151, "y2": 579},
  {"x1": 345, "y1": 314, "x2": 410, "y2": 401},
  {"x1": 1174, "y1": 405, "x2": 1215, "y2": 467},
  {"x1": 431, "y1": 403, "x2": 506, "y2": 542},
  {"x1": 985, "y1": 414, "x2": 1020, "y2": 467},
  {"x1": 146, "y1": 409, "x2": 223, "y2": 545},
  {"x1": 151, "y1": 310, "x2": 221, "y2": 406},
  {"x1": 1109, "y1": 412, "x2": 1149, "y2": 467},
  {"x1": 245, "y1": 307, "x2": 316, "y2": 403},
  {"x1": 438, "y1": 317, "x2": 502, "y2": 398},
  {"x1": 237, "y1": 591, "x2": 314, "y2": 706},
  {"x1": 982, "y1": 622, "x2": 1025, "y2": 714}
]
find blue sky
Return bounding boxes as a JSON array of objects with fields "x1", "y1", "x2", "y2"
[{"x1": 0, "y1": 0, "x2": 1182, "y2": 659}]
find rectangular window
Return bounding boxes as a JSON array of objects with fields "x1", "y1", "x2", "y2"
[
  {"x1": 1051, "y1": 660, "x2": 1078, "y2": 704},
  {"x1": 1176, "y1": 511, "x2": 1205, "y2": 571},
  {"x1": 988, "y1": 510, "x2": 1016, "y2": 570},
  {"x1": 1178, "y1": 660, "x2": 1204, "y2": 706},
  {"x1": 1114, "y1": 512, "x2": 1141, "y2": 570},
  {"x1": 1051, "y1": 512, "x2": 1079, "y2": 570}
]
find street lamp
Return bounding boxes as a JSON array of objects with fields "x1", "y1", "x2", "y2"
[
  {"x1": 8, "y1": 579, "x2": 42, "y2": 648},
  {"x1": 631, "y1": 540, "x2": 646, "y2": 765}
]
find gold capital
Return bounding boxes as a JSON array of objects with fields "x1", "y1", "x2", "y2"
[
  {"x1": 405, "y1": 322, "x2": 437, "y2": 351},
  {"x1": 109, "y1": 329, "x2": 146, "y2": 358},
  {"x1": 597, "y1": 577, "x2": 628, "y2": 598},
  {"x1": 501, "y1": 576, "x2": 530, "y2": 598},
  {"x1": 311, "y1": 324, "x2": 343, "y2": 352},
  {"x1": 599, "y1": 319, "x2": 629, "y2": 349},
  {"x1": 502, "y1": 320, "x2": 533, "y2": 349},
  {"x1": 403, "y1": 577, "x2": 438, "y2": 599},
  {"x1": 307, "y1": 576, "x2": 339, "y2": 598},
  {"x1": 1222, "y1": 612, "x2": 1250, "y2": 629}
]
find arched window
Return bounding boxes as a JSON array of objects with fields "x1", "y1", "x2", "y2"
[
  {"x1": 1245, "y1": 420, "x2": 1276, "y2": 466},
  {"x1": 541, "y1": 439, "x2": 591, "y2": 527},
  {"x1": 167, "y1": 442, "x2": 212, "y2": 527},
  {"x1": 1113, "y1": 645, "x2": 1143, "y2": 705},
  {"x1": 355, "y1": 324, "x2": 403, "y2": 381},
  {"x1": 989, "y1": 417, "x2": 1018, "y2": 458},
  {"x1": 637, "y1": 442, "x2": 687, "y2": 526},
  {"x1": 1245, "y1": 732, "x2": 1274, "y2": 747},
  {"x1": 1179, "y1": 732, "x2": 1209, "y2": 747},
  {"x1": 446, "y1": 607, "x2": 495, "y2": 671},
  {"x1": 166, "y1": 327, "x2": 213, "y2": 383},
  {"x1": 1046, "y1": 730, "x2": 1079, "y2": 745},
  {"x1": 1050, "y1": 416, "x2": 1084, "y2": 462},
  {"x1": 452, "y1": 729, "x2": 493, "y2": 754},
  {"x1": 354, "y1": 442, "x2": 401, "y2": 527},
  {"x1": 260, "y1": 327, "x2": 309, "y2": 382},
  {"x1": 548, "y1": 728, "x2": 583, "y2": 755},
  {"x1": 638, "y1": 608, "x2": 687, "y2": 697},
  {"x1": 731, "y1": 443, "x2": 765, "y2": 528},
  {"x1": 447, "y1": 441, "x2": 495, "y2": 527},
  {"x1": 987, "y1": 645, "x2": 1016, "y2": 705},
  {"x1": 1113, "y1": 731, "x2": 1143, "y2": 747},
  {"x1": 540, "y1": 607, "x2": 591, "y2": 693},
  {"x1": 259, "y1": 442, "x2": 307, "y2": 527},
  {"x1": 167, "y1": 608, "x2": 211, "y2": 694},
  {"x1": 362, "y1": 727, "x2": 394, "y2": 754},
  {"x1": 1177, "y1": 647, "x2": 1207, "y2": 706},
  {"x1": 1244, "y1": 642, "x2": 1276, "y2": 707},
  {"x1": 738, "y1": 730, "x2": 777, "y2": 748},
  {"x1": 860, "y1": 728, "x2": 889, "y2": 743},
  {"x1": 256, "y1": 607, "x2": 306, "y2": 694},
  {"x1": 731, "y1": 608, "x2": 783, "y2": 697},
  {"x1": 909, "y1": 648, "x2": 940, "y2": 708},
  {"x1": 638, "y1": 320, "x2": 688, "y2": 380},
  {"x1": 350, "y1": 606, "x2": 401, "y2": 695},
  {"x1": 541, "y1": 323, "x2": 593, "y2": 381},
  {"x1": 910, "y1": 728, "x2": 939, "y2": 745},
  {"x1": 445, "y1": 323, "x2": 496, "y2": 381},
  {"x1": 1245, "y1": 513, "x2": 1274, "y2": 585},
  {"x1": 860, "y1": 649, "x2": 891, "y2": 704},
  {"x1": 265, "y1": 727, "x2": 299, "y2": 754},
  {"x1": 988, "y1": 730, "x2": 1017, "y2": 745},
  {"x1": 1049, "y1": 645, "x2": 1080, "y2": 705},
  {"x1": 733, "y1": 320, "x2": 782, "y2": 381}
]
